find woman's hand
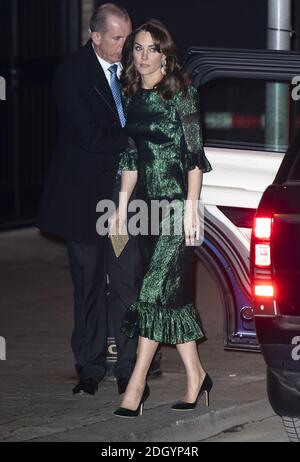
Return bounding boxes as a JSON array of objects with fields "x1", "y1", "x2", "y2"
[
  {"x1": 108, "y1": 207, "x2": 127, "y2": 235},
  {"x1": 184, "y1": 200, "x2": 200, "y2": 246}
]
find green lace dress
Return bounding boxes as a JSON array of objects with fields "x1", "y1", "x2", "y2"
[{"x1": 119, "y1": 85, "x2": 212, "y2": 344}]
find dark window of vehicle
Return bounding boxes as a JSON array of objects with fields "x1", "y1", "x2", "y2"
[
  {"x1": 218, "y1": 206, "x2": 256, "y2": 228},
  {"x1": 199, "y1": 78, "x2": 297, "y2": 153}
]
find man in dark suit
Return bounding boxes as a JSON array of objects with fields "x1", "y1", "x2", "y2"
[{"x1": 37, "y1": 3, "x2": 139, "y2": 396}]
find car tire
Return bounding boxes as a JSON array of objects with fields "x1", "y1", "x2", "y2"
[{"x1": 282, "y1": 416, "x2": 300, "y2": 442}]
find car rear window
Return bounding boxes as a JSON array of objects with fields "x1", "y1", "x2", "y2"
[{"x1": 199, "y1": 78, "x2": 299, "y2": 153}]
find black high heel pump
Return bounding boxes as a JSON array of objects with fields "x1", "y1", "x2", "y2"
[
  {"x1": 114, "y1": 383, "x2": 150, "y2": 418},
  {"x1": 171, "y1": 373, "x2": 213, "y2": 411}
]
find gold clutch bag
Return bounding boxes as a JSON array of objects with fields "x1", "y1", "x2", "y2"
[{"x1": 109, "y1": 227, "x2": 129, "y2": 258}]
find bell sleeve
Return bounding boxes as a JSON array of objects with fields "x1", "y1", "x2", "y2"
[{"x1": 176, "y1": 85, "x2": 212, "y2": 173}]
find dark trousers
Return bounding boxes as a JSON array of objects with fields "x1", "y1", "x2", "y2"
[
  {"x1": 106, "y1": 180, "x2": 142, "y2": 380},
  {"x1": 67, "y1": 239, "x2": 107, "y2": 382},
  {"x1": 106, "y1": 233, "x2": 142, "y2": 380},
  {"x1": 67, "y1": 236, "x2": 141, "y2": 383}
]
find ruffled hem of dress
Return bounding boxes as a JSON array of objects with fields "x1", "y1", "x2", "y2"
[
  {"x1": 186, "y1": 150, "x2": 212, "y2": 173},
  {"x1": 120, "y1": 302, "x2": 204, "y2": 344}
]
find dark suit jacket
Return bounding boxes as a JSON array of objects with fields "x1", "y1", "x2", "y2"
[{"x1": 37, "y1": 40, "x2": 127, "y2": 246}]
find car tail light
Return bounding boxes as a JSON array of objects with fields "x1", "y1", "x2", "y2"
[
  {"x1": 254, "y1": 217, "x2": 272, "y2": 239},
  {"x1": 255, "y1": 244, "x2": 271, "y2": 267},
  {"x1": 254, "y1": 284, "x2": 274, "y2": 297},
  {"x1": 252, "y1": 215, "x2": 275, "y2": 300}
]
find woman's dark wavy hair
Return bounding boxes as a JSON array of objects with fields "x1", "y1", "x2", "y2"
[{"x1": 120, "y1": 19, "x2": 190, "y2": 99}]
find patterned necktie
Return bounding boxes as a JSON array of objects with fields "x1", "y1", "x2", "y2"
[{"x1": 108, "y1": 64, "x2": 126, "y2": 128}]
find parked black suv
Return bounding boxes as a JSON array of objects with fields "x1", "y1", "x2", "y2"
[{"x1": 250, "y1": 130, "x2": 300, "y2": 442}]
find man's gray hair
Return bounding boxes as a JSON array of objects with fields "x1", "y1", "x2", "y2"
[{"x1": 90, "y1": 3, "x2": 130, "y2": 33}]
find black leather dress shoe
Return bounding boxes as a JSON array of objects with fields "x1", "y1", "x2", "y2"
[
  {"x1": 117, "y1": 377, "x2": 129, "y2": 395},
  {"x1": 72, "y1": 378, "x2": 99, "y2": 396},
  {"x1": 72, "y1": 380, "x2": 85, "y2": 395},
  {"x1": 82, "y1": 378, "x2": 99, "y2": 395}
]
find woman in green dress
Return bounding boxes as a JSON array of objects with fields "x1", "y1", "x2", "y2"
[{"x1": 111, "y1": 19, "x2": 212, "y2": 418}]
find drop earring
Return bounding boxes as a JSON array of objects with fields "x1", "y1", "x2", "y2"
[{"x1": 161, "y1": 57, "x2": 167, "y2": 76}]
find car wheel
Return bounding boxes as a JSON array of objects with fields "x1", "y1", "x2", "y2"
[{"x1": 282, "y1": 416, "x2": 300, "y2": 442}]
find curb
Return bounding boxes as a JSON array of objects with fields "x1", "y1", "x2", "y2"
[
  {"x1": 17, "y1": 399, "x2": 274, "y2": 442},
  {"x1": 108, "y1": 399, "x2": 275, "y2": 442}
]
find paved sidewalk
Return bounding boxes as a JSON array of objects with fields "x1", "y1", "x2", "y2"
[{"x1": 0, "y1": 228, "x2": 274, "y2": 442}]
